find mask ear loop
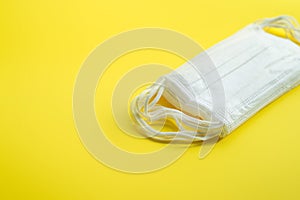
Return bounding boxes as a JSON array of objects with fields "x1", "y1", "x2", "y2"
[
  {"x1": 130, "y1": 78, "x2": 224, "y2": 142},
  {"x1": 257, "y1": 15, "x2": 300, "y2": 44}
]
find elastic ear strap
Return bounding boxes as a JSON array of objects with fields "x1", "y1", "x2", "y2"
[
  {"x1": 130, "y1": 79, "x2": 224, "y2": 142},
  {"x1": 258, "y1": 15, "x2": 300, "y2": 44}
]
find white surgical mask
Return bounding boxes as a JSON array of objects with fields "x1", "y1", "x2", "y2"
[{"x1": 131, "y1": 16, "x2": 300, "y2": 142}]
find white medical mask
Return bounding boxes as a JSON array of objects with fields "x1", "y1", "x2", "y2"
[{"x1": 131, "y1": 16, "x2": 300, "y2": 142}]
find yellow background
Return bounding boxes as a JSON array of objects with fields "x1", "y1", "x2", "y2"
[{"x1": 1, "y1": 0, "x2": 300, "y2": 199}]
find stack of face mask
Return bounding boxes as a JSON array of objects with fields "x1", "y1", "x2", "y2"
[{"x1": 131, "y1": 16, "x2": 300, "y2": 142}]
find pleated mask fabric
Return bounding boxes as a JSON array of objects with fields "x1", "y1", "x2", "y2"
[{"x1": 131, "y1": 16, "x2": 300, "y2": 143}]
